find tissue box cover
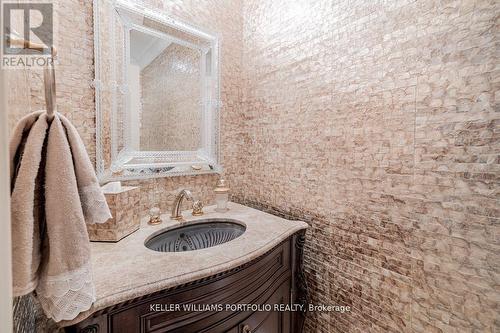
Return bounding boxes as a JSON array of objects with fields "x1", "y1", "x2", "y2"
[{"x1": 87, "y1": 186, "x2": 140, "y2": 242}]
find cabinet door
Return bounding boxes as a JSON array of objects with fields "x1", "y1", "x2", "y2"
[{"x1": 237, "y1": 279, "x2": 290, "y2": 333}]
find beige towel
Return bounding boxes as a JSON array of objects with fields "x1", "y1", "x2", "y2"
[
  {"x1": 10, "y1": 111, "x2": 112, "y2": 322},
  {"x1": 10, "y1": 111, "x2": 47, "y2": 296},
  {"x1": 58, "y1": 113, "x2": 111, "y2": 224}
]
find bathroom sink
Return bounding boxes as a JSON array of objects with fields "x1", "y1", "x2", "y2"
[{"x1": 145, "y1": 219, "x2": 246, "y2": 252}]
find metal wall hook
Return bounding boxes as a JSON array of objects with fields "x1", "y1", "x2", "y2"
[{"x1": 43, "y1": 46, "x2": 57, "y2": 121}]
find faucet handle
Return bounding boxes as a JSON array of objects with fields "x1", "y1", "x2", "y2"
[{"x1": 192, "y1": 200, "x2": 204, "y2": 216}]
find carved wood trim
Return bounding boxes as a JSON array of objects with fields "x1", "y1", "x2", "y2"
[{"x1": 293, "y1": 231, "x2": 309, "y2": 333}]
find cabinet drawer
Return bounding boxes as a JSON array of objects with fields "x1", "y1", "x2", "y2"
[{"x1": 230, "y1": 278, "x2": 291, "y2": 333}]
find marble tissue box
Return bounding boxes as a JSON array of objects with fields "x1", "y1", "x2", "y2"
[{"x1": 87, "y1": 186, "x2": 141, "y2": 242}]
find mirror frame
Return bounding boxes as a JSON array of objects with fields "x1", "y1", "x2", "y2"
[{"x1": 93, "y1": 0, "x2": 222, "y2": 182}]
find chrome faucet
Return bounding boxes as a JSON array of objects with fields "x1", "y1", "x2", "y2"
[{"x1": 171, "y1": 189, "x2": 204, "y2": 220}]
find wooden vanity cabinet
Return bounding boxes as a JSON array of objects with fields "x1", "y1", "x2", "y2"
[{"x1": 66, "y1": 232, "x2": 307, "y2": 333}]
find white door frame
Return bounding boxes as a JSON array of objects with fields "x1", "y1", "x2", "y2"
[{"x1": 0, "y1": 67, "x2": 13, "y2": 332}]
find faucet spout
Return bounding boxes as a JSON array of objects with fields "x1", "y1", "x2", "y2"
[{"x1": 170, "y1": 189, "x2": 194, "y2": 220}]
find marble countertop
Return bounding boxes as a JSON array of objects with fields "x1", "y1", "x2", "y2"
[{"x1": 63, "y1": 202, "x2": 308, "y2": 326}]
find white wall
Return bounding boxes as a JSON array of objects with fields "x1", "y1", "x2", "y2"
[{"x1": 0, "y1": 66, "x2": 13, "y2": 332}]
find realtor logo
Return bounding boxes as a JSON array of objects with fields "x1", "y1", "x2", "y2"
[{"x1": 1, "y1": 1, "x2": 54, "y2": 68}]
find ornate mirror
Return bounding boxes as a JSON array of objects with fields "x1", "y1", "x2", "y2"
[{"x1": 93, "y1": 0, "x2": 221, "y2": 182}]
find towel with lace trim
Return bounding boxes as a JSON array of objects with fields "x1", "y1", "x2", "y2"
[{"x1": 10, "y1": 111, "x2": 111, "y2": 322}]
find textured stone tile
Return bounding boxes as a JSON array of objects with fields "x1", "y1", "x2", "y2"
[
  {"x1": 87, "y1": 186, "x2": 141, "y2": 242},
  {"x1": 233, "y1": 0, "x2": 499, "y2": 332}
]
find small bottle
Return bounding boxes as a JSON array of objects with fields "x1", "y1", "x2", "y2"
[{"x1": 214, "y1": 178, "x2": 230, "y2": 212}]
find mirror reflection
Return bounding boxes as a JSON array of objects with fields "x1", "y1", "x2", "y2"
[{"x1": 128, "y1": 28, "x2": 202, "y2": 152}]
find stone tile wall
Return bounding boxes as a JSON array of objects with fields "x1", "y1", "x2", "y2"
[{"x1": 232, "y1": 1, "x2": 499, "y2": 332}]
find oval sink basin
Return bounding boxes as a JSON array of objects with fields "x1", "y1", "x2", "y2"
[{"x1": 145, "y1": 219, "x2": 246, "y2": 252}]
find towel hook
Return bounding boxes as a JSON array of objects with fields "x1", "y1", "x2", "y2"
[
  {"x1": 7, "y1": 37, "x2": 57, "y2": 120},
  {"x1": 43, "y1": 46, "x2": 57, "y2": 121}
]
